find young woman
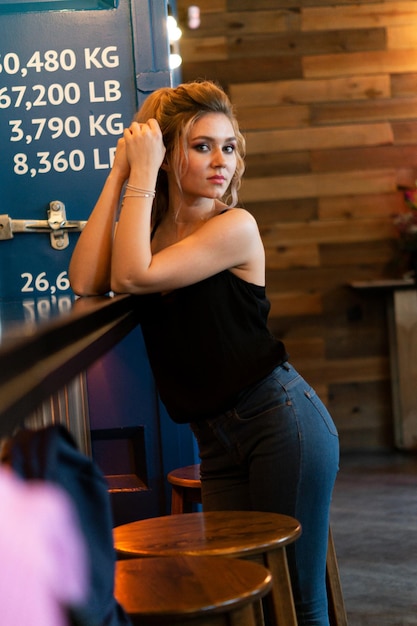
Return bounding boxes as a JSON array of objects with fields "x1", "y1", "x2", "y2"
[{"x1": 69, "y1": 80, "x2": 339, "y2": 626}]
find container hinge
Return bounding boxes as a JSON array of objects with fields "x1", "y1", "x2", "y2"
[{"x1": 0, "y1": 201, "x2": 86, "y2": 250}]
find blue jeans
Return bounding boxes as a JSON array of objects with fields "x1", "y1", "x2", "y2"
[{"x1": 190, "y1": 362, "x2": 339, "y2": 626}]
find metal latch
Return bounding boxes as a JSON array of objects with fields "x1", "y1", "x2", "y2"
[{"x1": 0, "y1": 201, "x2": 86, "y2": 250}]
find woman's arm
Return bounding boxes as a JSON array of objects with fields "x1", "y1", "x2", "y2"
[
  {"x1": 111, "y1": 120, "x2": 264, "y2": 294},
  {"x1": 112, "y1": 207, "x2": 265, "y2": 294},
  {"x1": 69, "y1": 138, "x2": 129, "y2": 296}
]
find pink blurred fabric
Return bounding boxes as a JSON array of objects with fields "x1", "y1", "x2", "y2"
[{"x1": 0, "y1": 465, "x2": 87, "y2": 626}]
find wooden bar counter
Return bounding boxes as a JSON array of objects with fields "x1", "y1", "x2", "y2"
[{"x1": 0, "y1": 294, "x2": 139, "y2": 439}]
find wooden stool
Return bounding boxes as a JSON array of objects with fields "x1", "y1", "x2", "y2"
[
  {"x1": 115, "y1": 555, "x2": 272, "y2": 625},
  {"x1": 168, "y1": 463, "x2": 203, "y2": 514},
  {"x1": 167, "y1": 464, "x2": 348, "y2": 626},
  {"x1": 114, "y1": 510, "x2": 301, "y2": 626}
]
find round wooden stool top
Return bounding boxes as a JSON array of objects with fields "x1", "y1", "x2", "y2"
[
  {"x1": 114, "y1": 510, "x2": 301, "y2": 559},
  {"x1": 167, "y1": 463, "x2": 201, "y2": 488},
  {"x1": 115, "y1": 555, "x2": 272, "y2": 622}
]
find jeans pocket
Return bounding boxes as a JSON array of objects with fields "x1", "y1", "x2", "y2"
[{"x1": 304, "y1": 387, "x2": 339, "y2": 437}]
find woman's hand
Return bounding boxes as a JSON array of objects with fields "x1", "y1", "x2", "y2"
[{"x1": 124, "y1": 119, "x2": 166, "y2": 182}]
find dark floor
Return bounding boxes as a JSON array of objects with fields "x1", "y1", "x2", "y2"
[{"x1": 331, "y1": 451, "x2": 417, "y2": 626}]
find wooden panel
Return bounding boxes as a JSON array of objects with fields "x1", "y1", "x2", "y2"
[
  {"x1": 395, "y1": 168, "x2": 417, "y2": 189},
  {"x1": 268, "y1": 315, "x2": 325, "y2": 341},
  {"x1": 230, "y1": 75, "x2": 390, "y2": 106},
  {"x1": 245, "y1": 152, "x2": 311, "y2": 177},
  {"x1": 300, "y1": 356, "x2": 390, "y2": 384},
  {"x1": 240, "y1": 169, "x2": 397, "y2": 203},
  {"x1": 260, "y1": 218, "x2": 397, "y2": 246},
  {"x1": 310, "y1": 145, "x2": 417, "y2": 172},
  {"x1": 391, "y1": 72, "x2": 417, "y2": 97},
  {"x1": 301, "y1": 2, "x2": 417, "y2": 31},
  {"x1": 392, "y1": 120, "x2": 417, "y2": 144},
  {"x1": 179, "y1": 9, "x2": 301, "y2": 37},
  {"x1": 323, "y1": 313, "x2": 388, "y2": 359},
  {"x1": 246, "y1": 198, "x2": 319, "y2": 224},
  {"x1": 303, "y1": 50, "x2": 417, "y2": 79},
  {"x1": 236, "y1": 105, "x2": 310, "y2": 131},
  {"x1": 246, "y1": 123, "x2": 393, "y2": 155},
  {"x1": 265, "y1": 244, "x2": 320, "y2": 269},
  {"x1": 386, "y1": 25, "x2": 417, "y2": 50},
  {"x1": 318, "y1": 192, "x2": 405, "y2": 220},
  {"x1": 265, "y1": 266, "x2": 398, "y2": 294},
  {"x1": 281, "y1": 337, "x2": 325, "y2": 360},
  {"x1": 327, "y1": 381, "x2": 393, "y2": 449},
  {"x1": 269, "y1": 291, "x2": 323, "y2": 317},
  {"x1": 181, "y1": 56, "x2": 303, "y2": 85},
  {"x1": 311, "y1": 97, "x2": 417, "y2": 125},
  {"x1": 226, "y1": 29, "x2": 385, "y2": 58},
  {"x1": 320, "y1": 241, "x2": 396, "y2": 267},
  {"x1": 179, "y1": 37, "x2": 227, "y2": 62}
]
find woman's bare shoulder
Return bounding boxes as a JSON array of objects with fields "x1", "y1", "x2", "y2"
[{"x1": 215, "y1": 206, "x2": 258, "y2": 225}]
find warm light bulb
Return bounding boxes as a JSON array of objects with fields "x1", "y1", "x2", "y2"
[
  {"x1": 169, "y1": 53, "x2": 182, "y2": 70},
  {"x1": 167, "y1": 15, "x2": 182, "y2": 42}
]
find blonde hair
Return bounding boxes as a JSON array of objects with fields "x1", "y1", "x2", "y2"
[{"x1": 134, "y1": 80, "x2": 245, "y2": 229}]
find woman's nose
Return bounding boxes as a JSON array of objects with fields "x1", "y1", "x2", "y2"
[{"x1": 212, "y1": 147, "x2": 226, "y2": 167}]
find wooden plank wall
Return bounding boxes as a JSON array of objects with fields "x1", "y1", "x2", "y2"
[{"x1": 176, "y1": 0, "x2": 417, "y2": 450}]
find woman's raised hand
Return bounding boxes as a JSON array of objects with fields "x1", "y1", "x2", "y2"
[{"x1": 124, "y1": 119, "x2": 166, "y2": 180}]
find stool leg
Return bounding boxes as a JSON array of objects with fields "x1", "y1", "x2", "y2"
[
  {"x1": 229, "y1": 603, "x2": 262, "y2": 626},
  {"x1": 326, "y1": 527, "x2": 348, "y2": 626},
  {"x1": 170, "y1": 485, "x2": 185, "y2": 514},
  {"x1": 170, "y1": 484, "x2": 200, "y2": 514},
  {"x1": 262, "y1": 548, "x2": 298, "y2": 626},
  {"x1": 252, "y1": 599, "x2": 267, "y2": 626}
]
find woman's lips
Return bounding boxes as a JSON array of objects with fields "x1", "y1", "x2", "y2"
[{"x1": 208, "y1": 176, "x2": 226, "y2": 183}]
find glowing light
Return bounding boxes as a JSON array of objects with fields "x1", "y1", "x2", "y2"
[
  {"x1": 169, "y1": 53, "x2": 183, "y2": 70},
  {"x1": 167, "y1": 15, "x2": 182, "y2": 42}
]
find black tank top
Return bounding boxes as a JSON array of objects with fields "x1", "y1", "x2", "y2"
[{"x1": 137, "y1": 270, "x2": 287, "y2": 423}]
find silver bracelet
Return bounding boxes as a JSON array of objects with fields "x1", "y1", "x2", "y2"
[
  {"x1": 125, "y1": 183, "x2": 155, "y2": 198},
  {"x1": 123, "y1": 192, "x2": 155, "y2": 199}
]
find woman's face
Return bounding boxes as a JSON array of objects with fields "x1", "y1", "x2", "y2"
[{"x1": 178, "y1": 112, "x2": 238, "y2": 202}]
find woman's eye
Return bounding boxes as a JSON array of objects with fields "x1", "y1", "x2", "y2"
[
  {"x1": 192, "y1": 143, "x2": 236, "y2": 153},
  {"x1": 194, "y1": 143, "x2": 209, "y2": 152}
]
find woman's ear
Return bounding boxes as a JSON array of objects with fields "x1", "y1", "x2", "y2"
[{"x1": 160, "y1": 158, "x2": 170, "y2": 172}]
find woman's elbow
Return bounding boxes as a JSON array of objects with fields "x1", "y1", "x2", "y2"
[
  {"x1": 110, "y1": 270, "x2": 151, "y2": 295},
  {"x1": 70, "y1": 275, "x2": 110, "y2": 297},
  {"x1": 71, "y1": 283, "x2": 105, "y2": 297},
  {"x1": 110, "y1": 274, "x2": 135, "y2": 294}
]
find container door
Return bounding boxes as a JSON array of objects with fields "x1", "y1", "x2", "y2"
[{"x1": 0, "y1": 0, "x2": 195, "y2": 523}]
